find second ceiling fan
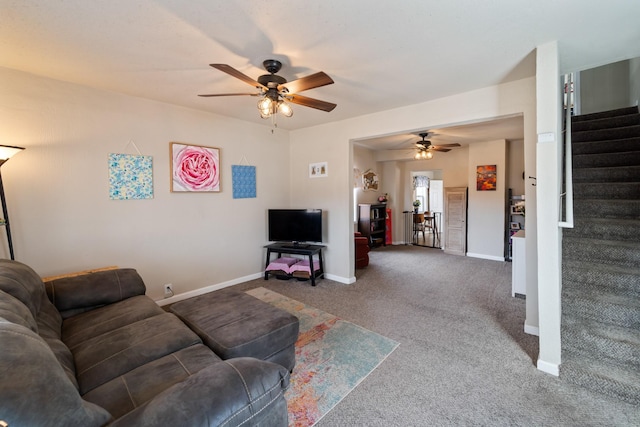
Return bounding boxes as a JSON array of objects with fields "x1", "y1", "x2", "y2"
[
  {"x1": 199, "y1": 59, "x2": 336, "y2": 119},
  {"x1": 413, "y1": 132, "x2": 461, "y2": 159}
]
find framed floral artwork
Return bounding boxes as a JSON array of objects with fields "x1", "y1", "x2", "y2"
[
  {"x1": 231, "y1": 165, "x2": 256, "y2": 199},
  {"x1": 109, "y1": 153, "x2": 153, "y2": 200},
  {"x1": 170, "y1": 142, "x2": 220, "y2": 192}
]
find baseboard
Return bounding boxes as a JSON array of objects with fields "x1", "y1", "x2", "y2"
[
  {"x1": 155, "y1": 271, "x2": 353, "y2": 306},
  {"x1": 326, "y1": 273, "x2": 355, "y2": 284},
  {"x1": 466, "y1": 252, "x2": 505, "y2": 262},
  {"x1": 155, "y1": 272, "x2": 262, "y2": 306},
  {"x1": 524, "y1": 323, "x2": 539, "y2": 336},
  {"x1": 537, "y1": 359, "x2": 560, "y2": 376}
]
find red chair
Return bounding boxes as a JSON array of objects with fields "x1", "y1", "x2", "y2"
[{"x1": 355, "y1": 232, "x2": 370, "y2": 268}]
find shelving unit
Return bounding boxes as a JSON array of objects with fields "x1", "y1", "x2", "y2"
[
  {"x1": 505, "y1": 189, "x2": 525, "y2": 260},
  {"x1": 263, "y1": 243, "x2": 325, "y2": 286},
  {"x1": 358, "y1": 203, "x2": 387, "y2": 248}
]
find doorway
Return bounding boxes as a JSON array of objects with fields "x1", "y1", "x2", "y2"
[{"x1": 411, "y1": 172, "x2": 443, "y2": 248}]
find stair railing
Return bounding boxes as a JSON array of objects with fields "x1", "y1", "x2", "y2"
[{"x1": 559, "y1": 73, "x2": 574, "y2": 229}]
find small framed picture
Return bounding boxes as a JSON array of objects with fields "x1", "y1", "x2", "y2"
[
  {"x1": 309, "y1": 161, "x2": 328, "y2": 178},
  {"x1": 510, "y1": 222, "x2": 521, "y2": 230}
]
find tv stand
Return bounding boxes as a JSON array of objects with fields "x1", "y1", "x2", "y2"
[
  {"x1": 282, "y1": 242, "x2": 310, "y2": 249},
  {"x1": 264, "y1": 242, "x2": 325, "y2": 286}
]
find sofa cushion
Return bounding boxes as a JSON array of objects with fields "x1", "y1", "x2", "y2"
[
  {"x1": 37, "y1": 295, "x2": 64, "y2": 338},
  {"x1": 73, "y1": 312, "x2": 202, "y2": 394},
  {"x1": 0, "y1": 259, "x2": 49, "y2": 319},
  {"x1": 109, "y1": 358, "x2": 290, "y2": 427},
  {"x1": 45, "y1": 268, "x2": 147, "y2": 318},
  {"x1": 0, "y1": 288, "x2": 77, "y2": 388},
  {"x1": 170, "y1": 289, "x2": 299, "y2": 370},
  {"x1": 0, "y1": 289, "x2": 37, "y2": 332},
  {"x1": 62, "y1": 295, "x2": 165, "y2": 349},
  {"x1": 83, "y1": 344, "x2": 222, "y2": 419},
  {"x1": 0, "y1": 318, "x2": 111, "y2": 427}
]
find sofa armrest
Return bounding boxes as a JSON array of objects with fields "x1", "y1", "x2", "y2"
[
  {"x1": 110, "y1": 358, "x2": 290, "y2": 427},
  {"x1": 44, "y1": 268, "x2": 147, "y2": 318}
]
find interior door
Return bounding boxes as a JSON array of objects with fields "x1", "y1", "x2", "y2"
[{"x1": 444, "y1": 187, "x2": 467, "y2": 256}]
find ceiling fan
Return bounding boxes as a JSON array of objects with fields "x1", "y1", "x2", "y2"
[
  {"x1": 199, "y1": 59, "x2": 336, "y2": 119},
  {"x1": 413, "y1": 132, "x2": 461, "y2": 159}
]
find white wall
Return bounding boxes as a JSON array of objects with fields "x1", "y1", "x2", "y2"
[
  {"x1": 580, "y1": 60, "x2": 630, "y2": 114},
  {"x1": 353, "y1": 145, "x2": 383, "y2": 206},
  {"x1": 630, "y1": 57, "x2": 640, "y2": 107},
  {"x1": 466, "y1": 140, "x2": 507, "y2": 261},
  {"x1": 290, "y1": 77, "x2": 538, "y2": 284},
  {"x1": 535, "y1": 42, "x2": 562, "y2": 375},
  {"x1": 508, "y1": 139, "x2": 525, "y2": 196},
  {"x1": 0, "y1": 67, "x2": 290, "y2": 300}
]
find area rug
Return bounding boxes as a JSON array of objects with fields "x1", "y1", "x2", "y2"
[{"x1": 246, "y1": 287, "x2": 399, "y2": 427}]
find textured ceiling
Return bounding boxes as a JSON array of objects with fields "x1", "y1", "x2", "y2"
[{"x1": 2, "y1": 0, "x2": 639, "y2": 135}]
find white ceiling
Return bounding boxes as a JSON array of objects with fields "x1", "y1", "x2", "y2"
[{"x1": 2, "y1": 0, "x2": 640, "y2": 140}]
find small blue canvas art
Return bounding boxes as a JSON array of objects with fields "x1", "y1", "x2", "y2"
[
  {"x1": 109, "y1": 153, "x2": 154, "y2": 200},
  {"x1": 232, "y1": 165, "x2": 256, "y2": 199}
]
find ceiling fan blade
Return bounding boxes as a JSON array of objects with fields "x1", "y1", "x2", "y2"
[
  {"x1": 287, "y1": 94, "x2": 337, "y2": 112},
  {"x1": 431, "y1": 147, "x2": 451, "y2": 152},
  {"x1": 279, "y1": 72, "x2": 334, "y2": 94},
  {"x1": 209, "y1": 64, "x2": 266, "y2": 90},
  {"x1": 198, "y1": 93, "x2": 259, "y2": 97},
  {"x1": 433, "y1": 143, "x2": 461, "y2": 148}
]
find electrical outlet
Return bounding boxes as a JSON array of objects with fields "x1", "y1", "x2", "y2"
[{"x1": 164, "y1": 283, "x2": 174, "y2": 298}]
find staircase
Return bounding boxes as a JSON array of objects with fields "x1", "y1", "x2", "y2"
[{"x1": 561, "y1": 106, "x2": 640, "y2": 404}]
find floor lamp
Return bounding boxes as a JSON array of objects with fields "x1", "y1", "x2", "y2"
[{"x1": 0, "y1": 145, "x2": 25, "y2": 260}]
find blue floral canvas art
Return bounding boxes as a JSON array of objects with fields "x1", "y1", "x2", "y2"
[
  {"x1": 232, "y1": 165, "x2": 256, "y2": 199},
  {"x1": 109, "y1": 153, "x2": 154, "y2": 200}
]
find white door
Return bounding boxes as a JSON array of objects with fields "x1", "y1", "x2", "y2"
[
  {"x1": 429, "y1": 180, "x2": 444, "y2": 214},
  {"x1": 444, "y1": 187, "x2": 467, "y2": 256}
]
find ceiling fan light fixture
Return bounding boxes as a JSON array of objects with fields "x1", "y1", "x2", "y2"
[
  {"x1": 414, "y1": 149, "x2": 433, "y2": 160},
  {"x1": 257, "y1": 97, "x2": 272, "y2": 112},
  {"x1": 259, "y1": 109, "x2": 271, "y2": 119},
  {"x1": 204, "y1": 60, "x2": 335, "y2": 120},
  {"x1": 278, "y1": 101, "x2": 293, "y2": 117}
]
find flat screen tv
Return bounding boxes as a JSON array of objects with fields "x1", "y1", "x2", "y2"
[{"x1": 268, "y1": 209, "x2": 323, "y2": 245}]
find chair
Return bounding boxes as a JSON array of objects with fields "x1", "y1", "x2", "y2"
[
  {"x1": 355, "y1": 232, "x2": 370, "y2": 268},
  {"x1": 413, "y1": 213, "x2": 426, "y2": 242},
  {"x1": 423, "y1": 211, "x2": 434, "y2": 232}
]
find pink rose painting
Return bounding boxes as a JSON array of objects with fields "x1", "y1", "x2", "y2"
[{"x1": 170, "y1": 143, "x2": 220, "y2": 192}]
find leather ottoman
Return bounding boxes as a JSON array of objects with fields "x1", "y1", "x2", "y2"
[{"x1": 170, "y1": 288, "x2": 299, "y2": 371}]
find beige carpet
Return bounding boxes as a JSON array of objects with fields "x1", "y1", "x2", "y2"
[{"x1": 233, "y1": 245, "x2": 640, "y2": 426}]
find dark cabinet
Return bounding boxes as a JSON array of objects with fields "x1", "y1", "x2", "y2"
[{"x1": 358, "y1": 204, "x2": 387, "y2": 248}]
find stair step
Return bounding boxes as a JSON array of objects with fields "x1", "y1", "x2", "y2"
[
  {"x1": 572, "y1": 125, "x2": 640, "y2": 143},
  {"x1": 562, "y1": 316, "x2": 640, "y2": 368},
  {"x1": 563, "y1": 237, "x2": 640, "y2": 269},
  {"x1": 563, "y1": 260, "x2": 640, "y2": 298},
  {"x1": 572, "y1": 199, "x2": 640, "y2": 220},
  {"x1": 572, "y1": 114, "x2": 640, "y2": 132},
  {"x1": 564, "y1": 217, "x2": 640, "y2": 241},
  {"x1": 573, "y1": 181, "x2": 640, "y2": 199},
  {"x1": 561, "y1": 349, "x2": 640, "y2": 405},
  {"x1": 573, "y1": 165, "x2": 640, "y2": 183},
  {"x1": 572, "y1": 136, "x2": 640, "y2": 155},
  {"x1": 572, "y1": 106, "x2": 639, "y2": 123},
  {"x1": 562, "y1": 285, "x2": 640, "y2": 328},
  {"x1": 563, "y1": 106, "x2": 640, "y2": 405},
  {"x1": 573, "y1": 150, "x2": 640, "y2": 168}
]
